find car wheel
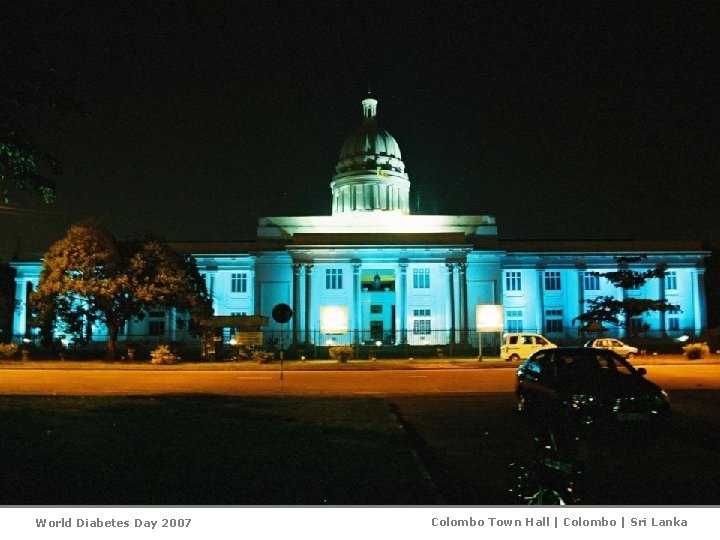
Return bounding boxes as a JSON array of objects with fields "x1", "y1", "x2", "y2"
[
  {"x1": 626, "y1": 353, "x2": 635, "y2": 360},
  {"x1": 509, "y1": 353, "x2": 520, "y2": 362}
]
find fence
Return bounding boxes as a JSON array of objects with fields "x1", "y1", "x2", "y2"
[{"x1": 13, "y1": 327, "x2": 714, "y2": 361}]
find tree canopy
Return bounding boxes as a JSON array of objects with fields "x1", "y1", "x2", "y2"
[
  {"x1": 0, "y1": 125, "x2": 59, "y2": 204},
  {"x1": 31, "y1": 220, "x2": 212, "y2": 359},
  {"x1": 574, "y1": 256, "x2": 679, "y2": 334},
  {"x1": 0, "y1": 41, "x2": 80, "y2": 204}
]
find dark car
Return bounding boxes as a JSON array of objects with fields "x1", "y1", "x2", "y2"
[{"x1": 515, "y1": 347, "x2": 671, "y2": 425}]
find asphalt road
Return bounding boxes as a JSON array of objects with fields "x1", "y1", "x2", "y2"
[
  {"x1": 1, "y1": 362, "x2": 719, "y2": 395},
  {"x1": 0, "y1": 366, "x2": 510, "y2": 395}
]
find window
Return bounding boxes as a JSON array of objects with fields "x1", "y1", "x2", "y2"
[
  {"x1": 667, "y1": 309, "x2": 680, "y2": 331},
  {"x1": 583, "y1": 273, "x2": 600, "y2": 291},
  {"x1": 545, "y1": 309, "x2": 563, "y2": 333},
  {"x1": 665, "y1": 271, "x2": 677, "y2": 291},
  {"x1": 412, "y1": 309, "x2": 431, "y2": 335},
  {"x1": 505, "y1": 271, "x2": 522, "y2": 291},
  {"x1": 506, "y1": 309, "x2": 523, "y2": 332},
  {"x1": 413, "y1": 319, "x2": 431, "y2": 335},
  {"x1": 629, "y1": 317, "x2": 645, "y2": 334},
  {"x1": 231, "y1": 273, "x2": 247, "y2": 293},
  {"x1": 148, "y1": 321, "x2": 165, "y2": 336},
  {"x1": 370, "y1": 305, "x2": 382, "y2": 314},
  {"x1": 325, "y1": 268, "x2": 343, "y2": 289},
  {"x1": 544, "y1": 271, "x2": 561, "y2": 291},
  {"x1": 412, "y1": 268, "x2": 430, "y2": 288}
]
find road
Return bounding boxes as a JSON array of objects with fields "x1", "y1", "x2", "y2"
[{"x1": 1, "y1": 363, "x2": 719, "y2": 395}]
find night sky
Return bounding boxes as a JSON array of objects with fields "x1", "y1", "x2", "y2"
[{"x1": 2, "y1": 1, "x2": 719, "y2": 259}]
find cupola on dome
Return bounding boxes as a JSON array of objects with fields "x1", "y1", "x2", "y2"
[{"x1": 330, "y1": 96, "x2": 411, "y2": 215}]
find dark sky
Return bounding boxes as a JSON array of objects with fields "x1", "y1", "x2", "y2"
[{"x1": 2, "y1": 0, "x2": 719, "y2": 258}]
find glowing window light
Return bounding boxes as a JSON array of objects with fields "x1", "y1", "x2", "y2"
[{"x1": 320, "y1": 306, "x2": 349, "y2": 334}]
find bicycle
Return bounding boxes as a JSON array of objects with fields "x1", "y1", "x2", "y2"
[{"x1": 507, "y1": 428, "x2": 586, "y2": 505}]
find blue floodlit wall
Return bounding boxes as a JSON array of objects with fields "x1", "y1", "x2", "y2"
[{"x1": 9, "y1": 245, "x2": 708, "y2": 346}]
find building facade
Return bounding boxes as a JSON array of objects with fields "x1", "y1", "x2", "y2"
[{"x1": 10, "y1": 97, "x2": 710, "y2": 351}]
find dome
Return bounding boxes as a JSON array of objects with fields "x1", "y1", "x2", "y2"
[
  {"x1": 330, "y1": 96, "x2": 411, "y2": 216},
  {"x1": 334, "y1": 97, "x2": 406, "y2": 175}
]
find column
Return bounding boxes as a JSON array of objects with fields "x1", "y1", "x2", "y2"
[
  {"x1": 576, "y1": 264, "x2": 586, "y2": 325},
  {"x1": 169, "y1": 307, "x2": 177, "y2": 341},
  {"x1": 397, "y1": 261, "x2": 408, "y2": 344},
  {"x1": 535, "y1": 268, "x2": 545, "y2": 334},
  {"x1": 458, "y1": 262, "x2": 468, "y2": 344},
  {"x1": 446, "y1": 262, "x2": 456, "y2": 344},
  {"x1": 13, "y1": 278, "x2": 28, "y2": 338},
  {"x1": 292, "y1": 263, "x2": 302, "y2": 346},
  {"x1": 352, "y1": 262, "x2": 362, "y2": 345},
  {"x1": 693, "y1": 267, "x2": 707, "y2": 334},
  {"x1": 620, "y1": 275, "x2": 628, "y2": 339},
  {"x1": 304, "y1": 263, "x2": 314, "y2": 344},
  {"x1": 658, "y1": 266, "x2": 666, "y2": 337}
]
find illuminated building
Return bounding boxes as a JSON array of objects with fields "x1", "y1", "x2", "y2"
[{"x1": 10, "y1": 96, "x2": 709, "y2": 352}]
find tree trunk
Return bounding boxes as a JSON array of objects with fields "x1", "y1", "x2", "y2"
[{"x1": 106, "y1": 323, "x2": 119, "y2": 361}]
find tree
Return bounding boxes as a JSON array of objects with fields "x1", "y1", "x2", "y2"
[
  {"x1": 0, "y1": 262, "x2": 16, "y2": 343},
  {"x1": 0, "y1": 122, "x2": 59, "y2": 204},
  {"x1": 1, "y1": 37, "x2": 81, "y2": 204},
  {"x1": 31, "y1": 220, "x2": 212, "y2": 359},
  {"x1": 574, "y1": 256, "x2": 679, "y2": 336}
]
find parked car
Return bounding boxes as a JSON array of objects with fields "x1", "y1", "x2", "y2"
[
  {"x1": 501, "y1": 333, "x2": 557, "y2": 361},
  {"x1": 515, "y1": 347, "x2": 671, "y2": 425},
  {"x1": 584, "y1": 338, "x2": 639, "y2": 359}
]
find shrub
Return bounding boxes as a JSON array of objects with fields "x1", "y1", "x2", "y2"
[
  {"x1": 682, "y1": 342, "x2": 710, "y2": 360},
  {"x1": 252, "y1": 349, "x2": 275, "y2": 363},
  {"x1": 150, "y1": 344, "x2": 179, "y2": 365},
  {"x1": 0, "y1": 343, "x2": 18, "y2": 359},
  {"x1": 233, "y1": 346, "x2": 274, "y2": 363},
  {"x1": 329, "y1": 345, "x2": 354, "y2": 363}
]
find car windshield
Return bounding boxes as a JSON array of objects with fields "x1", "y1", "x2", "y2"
[{"x1": 556, "y1": 351, "x2": 634, "y2": 376}]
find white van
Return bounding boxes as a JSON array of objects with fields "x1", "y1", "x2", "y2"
[{"x1": 500, "y1": 333, "x2": 557, "y2": 361}]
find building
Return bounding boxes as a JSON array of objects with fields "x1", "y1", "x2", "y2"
[{"x1": 10, "y1": 96, "x2": 710, "y2": 354}]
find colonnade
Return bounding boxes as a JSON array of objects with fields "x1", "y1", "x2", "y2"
[{"x1": 290, "y1": 259, "x2": 470, "y2": 346}]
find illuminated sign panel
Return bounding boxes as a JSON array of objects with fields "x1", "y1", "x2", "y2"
[
  {"x1": 476, "y1": 304, "x2": 504, "y2": 332},
  {"x1": 320, "y1": 306, "x2": 349, "y2": 334}
]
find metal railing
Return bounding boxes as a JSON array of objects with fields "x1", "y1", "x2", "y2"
[{"x1": 12, "y1": 327, "x2": 711, "y2": 361}]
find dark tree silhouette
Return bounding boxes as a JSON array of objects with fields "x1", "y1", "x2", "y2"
[{"x1": 575, "y1": 256, "x2": 680, "y2": 335}]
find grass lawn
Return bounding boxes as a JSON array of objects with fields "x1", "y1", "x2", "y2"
[{"x1": 0, "y1": 395, "x2": 438, "y2": 505}]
